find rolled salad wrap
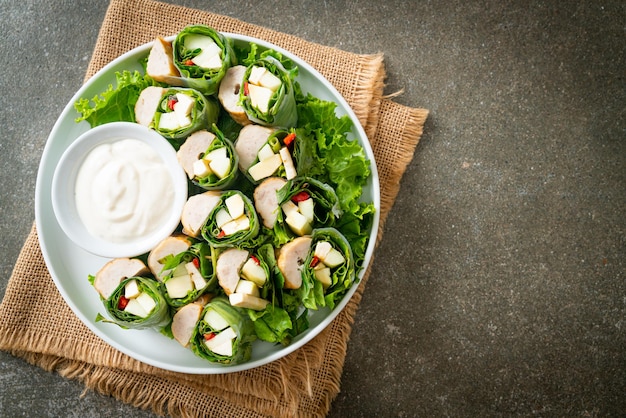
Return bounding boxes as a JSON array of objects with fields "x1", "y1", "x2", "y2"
[
  {"x1": 239, "y1": 55, "x2": 298, "y2": 128},
  {"x1": 272, "y1": 176, "x2": 342, "y2": 243},
  {"x1": 159, "y1": 242, "x2": 218, "y2": 307},
  {"x1": 176, "y1": 127, "x2": 239, "y2": 190},
  {"x1": 134, "y1": 86, "x2": 219, "y2": 143},
  {"x1": 89, "y1": 258, "x2": 170, "y2": 330},
  {"x1": 189, "y1": 297, "x2": 256, "y2": 364},
  {"x1": 172, "y1": 24, "x2": 236, "y2": 95},
  {"x1": 236, "y1": 127, "x2": 300, "y2": 184},
  {"x1": 200, "y1": 190, "x2": 260, "y2": 247},
  {"x1": 277, "y1": 228, "x2": 355, "y2": 311}
]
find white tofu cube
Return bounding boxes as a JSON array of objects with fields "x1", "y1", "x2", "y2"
[
  {"x1": 298, "y1": 198, "x2": 315, "y2": 224},
  {"x1": 257, "y1": 144, "x2": 275, "y2": 161},
  {"x1": 259, "y1": 71, "x2": 282, "y2": 91},
  {"x1": 193, "y1": 52, "x2": 222, "y2": 69},
  {"x1": 124, "y1": 299, "x2": 149, "y2": 318},
  {"x1": 174, "y1": 93, "x2": 195, "y2": 116},
  {"x1": 235, "y1": 280, "x2": 260, "y2": 297},
  {"x1": 279, "y1": 147, "x2": 297, "y2": 180},
  {"x1": 135, "y1": 292, "x2": 157, "y2": 314},
  {"x1": 314, "y1": 241, "x2": 333, "y2": 260},
  {"x1": 215, "y1": 208, "x2": 233, "y2": 228},
  {"x1": 285, "y1": 211, "x2": 312, "y2": 236},
  {"x1": 185, "y1": 262, "x2": 207, "y2": 290},
  {"x1": 165, "y1": 273, "x2": 193, "y2": 299},
  {"x1": 209, "y1": 156, "x2": 231, "y2": 179},
  {"x1": 124, "y1": 279, "x2": 141, "y2": 299},
  {"x1": 240, "y1": 258, "x2": 267, "y2": 286},
  {"x1": 157, "y1": 111, "x2": 180, "y2": 130},
  {"x1": 193, "y1": 159, "x2": 213, "y2": 178},
  {"x1": 228, "y1": 293, "x2": 269, "y2": 311},
  {"x1": 225, "y1": 194, "x2": 245, "y2": 219},
  {"x1": 313, "y1": 266, "x2": 332, "y2": 289},
  {"x1": 204, "y1": 326, "x2": 237, "y2": 355},
  {"x1": 221, "y1": 215, "x2": 250, "y2": 236},
  {"x1": 248, "y1": 65, "x2": 267, "y2": 84},
  {"x1": 247, "y1": 83, "x2": 273, "y2": 113},
  {"x1": 204, "y1": 309, "x2": 230, "y2": 331},
  {"x1": 281, "y1": 200, "x2": 299, "y2": 218},
  {"x1": 203, "y1": 147, "x2": 227, "y2": 162},
  {"x1": 248, "y1": 153, "x2": 282, "y2": 181},
  {"x1": 323, "y1": 248, "x2": 346, "y2": 268}
]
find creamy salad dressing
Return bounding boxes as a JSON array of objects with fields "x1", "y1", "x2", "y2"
[{"x1": 75, "y1": 138, "x2": 175, "y2": 243}]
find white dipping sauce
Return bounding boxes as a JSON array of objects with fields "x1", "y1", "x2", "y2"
[{"x1": 75, "y1": 138, "x2": 175, "y2": 243}]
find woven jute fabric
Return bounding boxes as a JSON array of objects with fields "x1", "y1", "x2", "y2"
[{"x1": 0, "y1": 0, "x2": 428, "y2": 416}]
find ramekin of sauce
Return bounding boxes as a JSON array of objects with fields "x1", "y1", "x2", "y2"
[{"x1": 52, "y1": 122, "x2": 188, "y2": 258}]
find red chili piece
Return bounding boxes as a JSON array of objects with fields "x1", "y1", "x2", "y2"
[
  {"x1": 117, "y1": 296, "x2": 129, "y2": 310},
  {"x1": 243, "y1": 81, "x2": 249, "y2": 96},
  {"x1": 217, "y1": 230, "x2": 226, "y2": 238},
  {"x1": 184, "y1": 59, "x2": 195, "y2": 66},
  {"x1": 250, "y1": 255, "x2": 260, "y2": 265},
  {"x1": 204, "y1": 332, "x2": 216, "y2": 341},
  {"x1": 310, "y1": 256, "x2": 320, "y2": 268},
  {"x1": 283, "y1": 132, "x2": 296, "y2": 147},
  {"x1": 167, "y1": 97, "x2": 178, "y2": 111},
  {"x1": 192, "y1": 258, "x2": 200, "y2": 269},
  {"x1": 291, "y1": 191, "x2": 310, "y2": 203}
]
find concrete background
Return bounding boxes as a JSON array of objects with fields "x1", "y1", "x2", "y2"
[{"x1": 1, "y1": 0, "x2": 624, "y2": 416}]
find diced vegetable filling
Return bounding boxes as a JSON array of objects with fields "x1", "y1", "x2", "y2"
[
  {"x1": 311, "y1": 241, "x2": 346, "y2": 288},
  {"x1": 164, "y1": 258, "x2": 206, "y2": 299},
  {"x1": 119, "y1": 279, "x2": 157, "y2": 318},
  {"x1": 223, "y1": 254, "x2": 268, "y2": 311},
  {"x1": 192, "y1": 140, "x2": 231, "y2": 180},
  {"x1": 183, "y1": 35, "x2": 223, "y2": 69},
  {"x1": 244, "y1": 65, "x2": 282, "y2": 113},
  {"x1": 216, "y1": 194, "x2": 250, "y2": 237},
  {"x1": 248, "y1": 133, "x2": 297, "y2": 182},
  {"x1": 158, "y1": 92, "x2": 195, "y2": 131},
  {"x1": 282, "y1": 192, "x2": 315, "y2": 236}
]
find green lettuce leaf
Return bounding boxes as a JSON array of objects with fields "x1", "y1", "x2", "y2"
[{"x1": 74, "y1": 70, "x2": 158, "y2": 127}]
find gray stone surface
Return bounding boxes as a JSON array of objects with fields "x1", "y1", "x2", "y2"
[{"x1": 1, "y1": 0, "x2": 624, "y2": 416}]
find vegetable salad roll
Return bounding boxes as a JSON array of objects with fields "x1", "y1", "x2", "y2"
[
  {"x1": 273, "y1": 177, "x2": 342, "y2": 241},
  {"x1": 239, "y1": 56, "x2": 298, "y2": 128},
  {"x1": 189, "y1": 297, "x2": 256, "y2": 364},
  {"x1": 135, "y1": 86, "x2": 219, "y2": 143},
  {"x1": 277, "y1": 228, "x2": 354, "y2": 310},
  {"x1": 200, "y1": 190, "x2": 260, "y2": 247},
  {"x1": 215, "y1": 247, "x2": 271, "y2": 311},
  {"x1": 177, "y1": 128, "x2": 239, "y2": 190},
  {"x1": 159, "y1": 242, "x2": 217, "y2": 307},
  {"x1": 236, "y1": 128, "x2": 299, "y2": 184},
  {"x1": 90, "y1": 258, "x2": 170, "y2": 330},
  {"x1": 172, "y1": 25, "x2": 236, "y2": 96}
]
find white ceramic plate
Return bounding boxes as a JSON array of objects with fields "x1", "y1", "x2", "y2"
[{"x1": 35, "y1": 33, "x2": 380, "y2": 374}]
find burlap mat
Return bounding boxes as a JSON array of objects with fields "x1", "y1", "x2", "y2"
[{"x1": 0, "y1": 0, "x2": 428, "y2": 416}]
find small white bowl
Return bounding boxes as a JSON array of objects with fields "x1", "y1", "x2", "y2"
[{"x1": 51, "y1": 122, "x2": 188, "y2": 258}]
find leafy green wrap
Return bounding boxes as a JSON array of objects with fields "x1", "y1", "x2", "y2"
[
  {"x1": 244, "y1": 243, "x2": 296, "y2": 344},
  {"x1": 193, "y1": 126, "x2": 240, "y2": 190},
  {"x1": 239, "y1": 56, "x2": 298, "y2": 128},
  {"x1": 272, "y1": 176, "x2": 342, "y2": 245},
  {"x1": 159, "y1": 242, "x2": 217, "y2": 307},
  {"x1": 298, "y1": 227, "x2": 355, "y2": 311},
  {"x1": 189, "y1": 297, "x2": 256, "y2": 364},
  {"x1": 96, "y1": 276, "x2": 171, "y2": 330},
  {"x1": 152, "y1": 87, "x2": 219, "y2": 142},
  {"x1": 200, "y1": 190, "x2": 260, "y2": 247},
  {"x1": 239, "y1": 128, "x2": 300, "y2": 184},
  {"x1": 172, "y1": 25, "x2": 236, "y2": 96}
]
